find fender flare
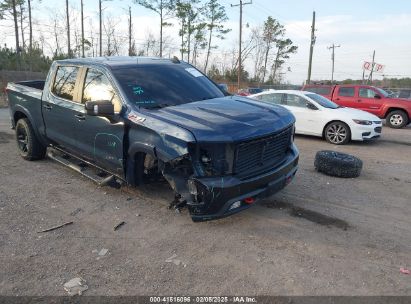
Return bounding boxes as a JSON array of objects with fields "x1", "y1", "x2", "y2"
[{"x1": 12, "y1": 105, "x2": 48, "y2": 146}]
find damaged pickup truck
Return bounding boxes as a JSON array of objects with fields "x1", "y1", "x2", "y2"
[{"x1": 6, "y1": 57, "x2": 299, "y2": 221}]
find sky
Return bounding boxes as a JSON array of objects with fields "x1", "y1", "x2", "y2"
[{"x1": 1, "y1": 0, "x2": 410, "y2": 84}]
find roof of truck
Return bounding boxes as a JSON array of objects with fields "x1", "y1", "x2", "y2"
[{"x1": 55, "y1": 56, "x2": 182, "y2": 69}]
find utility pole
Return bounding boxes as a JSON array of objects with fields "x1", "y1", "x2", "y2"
[
  {"x1": 231, "y1": 0, "x2": 252, "y2": 91},
  {"x1": 66, "y1": 0, "x2": 71, "y2": 57},
  {"x1": 306, "y1": 11, "x2": 316, "y2": 84},
  {"x1": 327, "y1": 43, "x2": 340, "y2": 84},
  {"x1": 367, "y1": 50, "x2": 376, "y2": 84},
  {"x1": 99, "y1": 0, "x2": 102, "y2": 56},
  {"x1": 128, "y1": 6, "x2": 132, "y2": 56},
  {"x1": 81, "y1": 0, "x2": 85, "y2": 57}
]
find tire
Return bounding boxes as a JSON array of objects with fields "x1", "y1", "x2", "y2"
[
  {"x1": 314, "y1": 150, "x2": 363, "y2": 178},
  {"x1": 15, "y1": 118, "x2": 46, "y2": 161},
  {"x1": 386, "y1": 110, "x2": 408, "y2": 129},
  {"x1": 324, "y1": 121, "x2": 351, "y2": 145}
]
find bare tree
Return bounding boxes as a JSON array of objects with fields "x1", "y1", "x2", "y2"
[
  {"x1": 0, "y1": 0, "x2": 24, "y2": 52},
  {"x1": 261, "y1": 16, "x2": 284, "y2": 83},
  {"x1": 133, "y1": 0, "x2": 175, "y2": 57}
]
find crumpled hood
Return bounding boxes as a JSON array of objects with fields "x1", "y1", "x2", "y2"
[{"x1": 143, "y1": 96, "x2": 295, "y2": 142}]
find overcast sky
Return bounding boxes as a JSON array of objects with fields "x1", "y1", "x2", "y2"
[{"x1": 1, "y1": 0, "x2": 410, "y2": 84}]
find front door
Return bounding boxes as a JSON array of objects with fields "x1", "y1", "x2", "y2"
[
  {"x1": 357, "y1": 87, "x2": 384, "y2": 116},
  {"x1": 74, "y1": 67, "x2": 125, "y2": 176}
]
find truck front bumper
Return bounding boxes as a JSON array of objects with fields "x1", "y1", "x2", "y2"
[{"x1": 188, "y1": 144, "x2": 299, "y2": 222}]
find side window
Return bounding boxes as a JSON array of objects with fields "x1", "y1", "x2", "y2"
[
  {"x1": 338, "y1": 87, "x2": 355, "y2": 97},
  {"x1": 284, "y1": 94, "x2": 307, "y2": 108},
  {"x1": 359, "y1": 88, "x2": 376, "y2": 98},
  {"x1": 260, "y1": 93, "x2": 283, "y2": 104},
  {"x1": 52, "y1": 66, "x2": 79, "y2": 101},
  {"x1": 83, "y1": 69, "x2": 122, "y2": 112}
]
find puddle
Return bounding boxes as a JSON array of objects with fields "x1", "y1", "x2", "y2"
[
  {"x1": 260, "y1": 200, "x2": 349, "y2": 231},
  {"x1": 0, "y1": 131, "x2": 14, "y2": 144}
]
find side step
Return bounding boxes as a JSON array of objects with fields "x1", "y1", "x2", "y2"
[{"x1": 47, "y1": 148, "x2": 118, "y2": 187}]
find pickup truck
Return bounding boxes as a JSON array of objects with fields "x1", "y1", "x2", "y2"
[
  {"x1": 6, "y1": 57, "x2": 299, "y2": 222},
  {"x1": 302, "y1": 84, "x2": 411, "y2": 128}
]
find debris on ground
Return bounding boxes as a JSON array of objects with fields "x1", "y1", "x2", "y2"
[
  {"x1": 37, "y1": 221, "x2": 73, "y2": 233},
  {"x1": 165, "y1": 254, "x2": 186, "y2": 267},
  {"x1": 98, "y1": 248, "x2": 109, "y2": 256},
  {"x1": 70, "y1": 208, "x2": 83, "y2": 216},
  {"x1": 400, "y1": 267, "x2": 410, "y2": 275},
  {"x1": 114, "y1": 221, "x2": 126, "y2": 231},
  {"x1": 63, "y1": 277, "x2": 88, "y2": 296}
]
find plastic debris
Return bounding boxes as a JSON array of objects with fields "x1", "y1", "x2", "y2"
[
  {"x1": 98, "y1": 248, "x2": 109, "y2": 256},
  {"x1": 63, "y1": 277, "x2": 88, "y2": 296},
  {"x1": 400, "y1": 267, "x2": 410, "y2": 275},
  {"x1": 165, "y1": 254, "x2": 184, "y2": 266}
]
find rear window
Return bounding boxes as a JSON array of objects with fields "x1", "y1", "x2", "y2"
[
  {"x1": 338, "y1": 87, "x2": 355, "y2": 97},
  {"x1": 304, "y1": 87, "x2": 332, "y2": 95},
  {"x1": 52, "y1": 66, "x2": 79, "y2": 101},
  {"x1": 112, "y1": 64, "x2": 224, "y2": 108}
]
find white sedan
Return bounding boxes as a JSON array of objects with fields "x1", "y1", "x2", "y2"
[{"x1": 250, "y1": 90, "x2": 382, "y2": 145}]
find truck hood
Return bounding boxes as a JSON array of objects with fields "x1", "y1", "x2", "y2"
[{"x1": 143, "y1": 96, "x2": 295, "y2": 142}]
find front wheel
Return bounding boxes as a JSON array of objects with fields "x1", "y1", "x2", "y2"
[
  {"x1": 15, "y1": 118, "x2": 46, "y2": 160},
  {"x1": 324, "y1": 122, "x2": 351, "y2": 145},
  {"x1": 386, "y1": 110, "x2": 408, "y2": 128}
]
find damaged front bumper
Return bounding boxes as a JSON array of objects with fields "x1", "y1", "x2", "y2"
[{"x1": 187, "y1": 144, "x2": 299, "y2": 222}]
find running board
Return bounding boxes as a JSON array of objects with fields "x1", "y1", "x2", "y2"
[{"x1": 47, "y1": 148, "x2": 116, "y2": 187}]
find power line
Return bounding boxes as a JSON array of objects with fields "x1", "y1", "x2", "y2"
[{"x1": 327, "y1": 43, "x2": 341, "y2": 84}]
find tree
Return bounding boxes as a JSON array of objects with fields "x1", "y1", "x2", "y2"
[
  {"x1": 203, "y1": 0, "x2": 230, "y2": 72},
  {"x1": 65, "y1": 0, "x2": 71, "y2": 57},
  {"x1": 270, "y1": 38, "x2": 297, "y2": 84},
  {"x1": 0, "y1": 0, "x2": 24, "y2": 52},
  {"x1": 261, "y1": 17, "x2": 284, "y2": 83},
  {"x1": 134, "y1": 0, "x2": 175, "y2": 57}
]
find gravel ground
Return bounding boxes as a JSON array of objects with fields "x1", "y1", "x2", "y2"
[{"x1": 0, "y1": 108, "x2": 410, "y2": 296}]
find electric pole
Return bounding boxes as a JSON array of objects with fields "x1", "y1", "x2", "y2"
[
  {"x1": 327, "y1": 43, "x2": 340, "y2": 84},
  {"x1": 81, "y1": 0, "x2": 85, "y2": 57},
  {"x1": 367, "y1": 50, "x2": 376, "y2": 84},
  {"x1": 128, "y1": 6, "x2": 132, "y2": 56},
  {"x1": 99, "y1": 0, "x2": 102, "y2": 57},
  {"x1": 307, "y1": 11, "x2": 316, "y2": 84},
  {"x1": 231, "y1": 0, "x2": 252, "y2": 91},
  {"x1": 66, "y1": 0, "x2": 71, "y2": 57}
]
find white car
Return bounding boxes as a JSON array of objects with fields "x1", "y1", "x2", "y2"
[{"x1": 249, "y1": 90, "x2": 382, "y2": 145}]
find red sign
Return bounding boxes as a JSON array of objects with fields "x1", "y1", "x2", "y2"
[{"x1": 363, "y1": 61, "x2": 385, "y2": 73}]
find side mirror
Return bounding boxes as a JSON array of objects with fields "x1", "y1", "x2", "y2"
[
  {"x1": 85, "y1": 100, "x2": 114, "y2": 116},
  {"x1": 306, "y1": 102, "x2": 318, "y2": 110},
  {"x1": 374, "y1": 94, "x2": 381, "y2": 99}
]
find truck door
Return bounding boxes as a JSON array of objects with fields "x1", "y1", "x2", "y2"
[
  {"x1": 43, "y1": 65, "x2": 83, "y2": 153},
  {"x1": 357, "y1": 87, "x2": 384, "y2": 116},
  {"x1": 333, "y1": 86, "x2": 357, "y2": 108},
  {"x1": 74, "y1": 67, "x2": 125, "y2": 177}
]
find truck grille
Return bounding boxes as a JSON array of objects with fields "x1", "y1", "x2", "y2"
[{"x1": 233, "y1": 126, "x2": 292, "y2": 178}]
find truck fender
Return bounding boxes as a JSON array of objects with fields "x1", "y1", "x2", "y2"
[{"x1": 12, "y1": 104, "x2": 48, "y2": 147}]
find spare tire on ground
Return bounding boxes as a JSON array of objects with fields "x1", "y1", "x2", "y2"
[{"x1": 314, "y1": 150, "x2": 363, "y2": 178}]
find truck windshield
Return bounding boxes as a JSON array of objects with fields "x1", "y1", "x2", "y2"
[
  {"x1": 305, "y1": 93, "x2": 340, "y2": 109},
  {"x1": 112, "y1": 64, "x2": 224, "y2": 108}
]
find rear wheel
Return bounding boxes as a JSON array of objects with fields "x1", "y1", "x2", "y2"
[
  {"x1": 386, "y1": 110, "x2": 408, "y2": 128},
  {"x1": 324, "y1": 122, "x2": 351, "y2": 145},
  {"x1": 15, "y1": 118, "x2": 46, "y2": 160}
]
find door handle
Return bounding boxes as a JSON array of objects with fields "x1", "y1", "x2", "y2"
[
  {"x1": 357, "y1": 99, "x2": 362, "y2": 102},
  {"x1": 75, "y1": 114, "x2": 86, "y2": 121},
  {"x1": 43, "y1": 104, "x2": 52, "y2": 110},
  {"x1": 335, "y1": 98, "x2": 340, "y2": 101}
]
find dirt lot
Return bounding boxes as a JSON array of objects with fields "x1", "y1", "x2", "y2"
[{"x1": 0, "y1": 108, "x2": 410, "y2": 296}]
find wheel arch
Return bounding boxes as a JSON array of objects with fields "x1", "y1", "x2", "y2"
[
  {"x1": 322, "y1": 120, "x2": 352, "y2": 138},
  {"x1": 384, "y1": 107, "x2": 409, "y2": 120}
]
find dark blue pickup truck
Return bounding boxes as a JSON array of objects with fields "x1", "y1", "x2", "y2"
[{"x1": 6, "y1": 56, "x2": 299, "y2": 221}]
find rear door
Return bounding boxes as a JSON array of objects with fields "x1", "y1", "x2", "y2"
[
  {"x1": 43, "y1": 65, "x2": 83, "y2": 153},
  {"x1": 75, "y1": 67, "x2": 125, "y2": 176},
  {"x1": 282, "y1": 93, "x2": 324, "y2": 136},
  {"x1": 333, "y1": 86, "x2": 357, "y2": 108},
  {"x1": 357, "y1": 87, "x2": 384, "y2": 115}
]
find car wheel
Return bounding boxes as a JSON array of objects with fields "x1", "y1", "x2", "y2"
[
  {"x1": 324, "y1": 122, "x2": 351, "y2": 145},
  {"x1": 314, "y1": 150, "x2": 363, "y2": 178},
  {"x1": 15, "y1": 118, "x2": 46, "y2": 160},
  {"x1": 386, "y1": 110, "x2": 408, "y2": 129}
]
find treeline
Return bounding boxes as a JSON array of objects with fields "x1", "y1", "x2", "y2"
[{"x1": 0, "y1": 0, "x2": 298, "y2": 85}]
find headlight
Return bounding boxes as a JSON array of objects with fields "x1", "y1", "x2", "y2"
[{"x1": 353, "y1": 119, "x2": 372, "y2": 125}]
